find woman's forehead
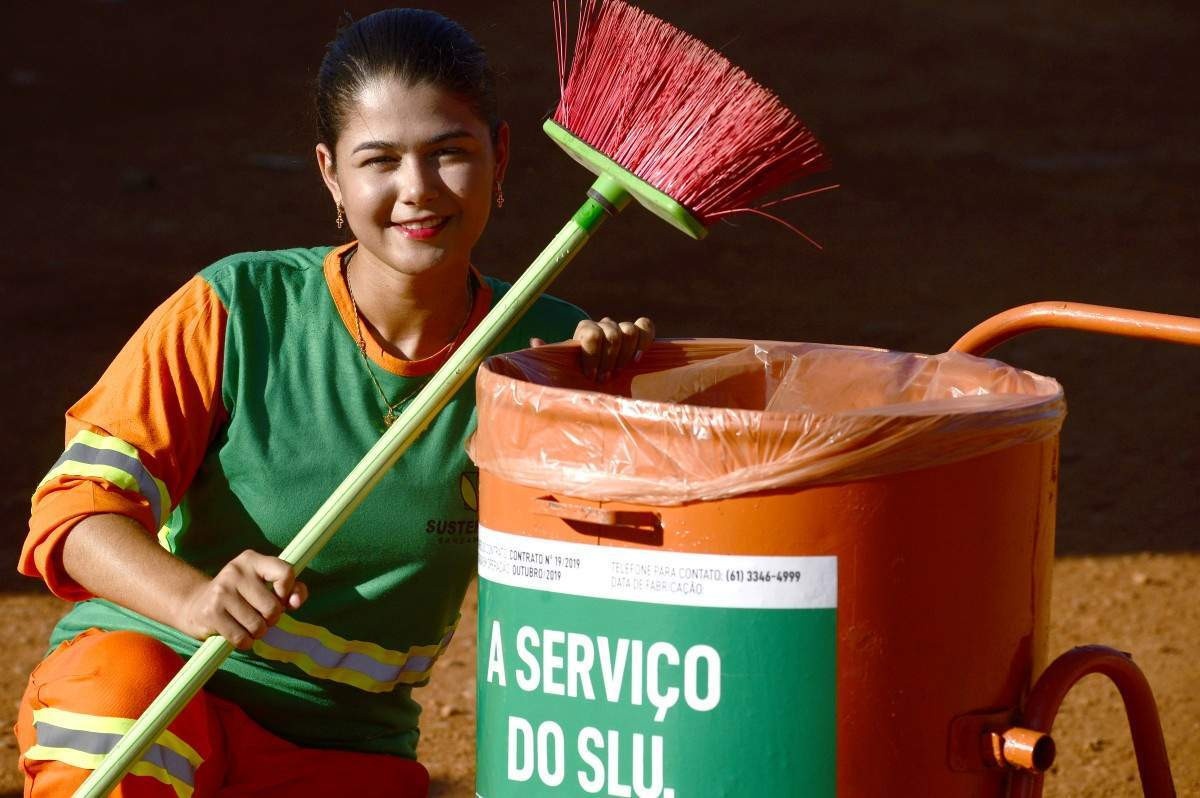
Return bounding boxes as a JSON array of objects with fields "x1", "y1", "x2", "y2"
[{"x1": 341, "y1": 78, "x2": 488, "y2": 146}]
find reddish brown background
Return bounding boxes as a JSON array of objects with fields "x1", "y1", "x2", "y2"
[{"x1": 2, "y1": 2, "x2": 1197, "y2": 796}]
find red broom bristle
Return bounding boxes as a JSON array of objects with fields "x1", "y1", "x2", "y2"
[{"x1": 552, "y1": 0, "x2": 831, "y2": 228}]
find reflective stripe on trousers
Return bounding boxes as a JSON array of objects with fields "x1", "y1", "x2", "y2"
[{"x1": 23, "y1": 706, "x2": 202, "y2": 798}]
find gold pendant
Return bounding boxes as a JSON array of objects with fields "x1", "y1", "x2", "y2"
[{"x1": 383, "y1": 409, "x2": 397, "y2": 428}]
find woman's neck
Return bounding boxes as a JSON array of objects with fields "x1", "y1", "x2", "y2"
[{"x1": 344, "y1": 246, "x2": 474, "y2": 362}]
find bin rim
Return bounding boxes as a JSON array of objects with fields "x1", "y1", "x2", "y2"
[{"x1": 469, "y1": 338, "x2": 1065, "y2": 504}]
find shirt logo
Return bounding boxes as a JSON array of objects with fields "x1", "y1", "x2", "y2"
[
  {"x1": 423, "y1": 470, "x2": 480, "y2": 544},
  {"x1": 460, "y1": 469, "x2": 479, "y2": 512}
]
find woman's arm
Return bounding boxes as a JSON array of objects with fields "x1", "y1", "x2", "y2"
[
  {"x1": 25, "y1": 275, "x2": 306, "y2": 649},
  {"x1": 62, "y1": 514, "x2": 305, "y2": 650},
  {"x1": 22, "y1": 276, "x2": 229, "y2": 598}
]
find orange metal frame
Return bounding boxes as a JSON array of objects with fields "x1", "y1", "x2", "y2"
[
  {"x1": 954, "y1": 301, "x2": 1199, "y2": 797},
  {"x1": 1007, "y1": 646, "x2": 1175, "y2": 798},
  {"x1": 952, "y1": 301, "x2": 1200, "y2": 357}
]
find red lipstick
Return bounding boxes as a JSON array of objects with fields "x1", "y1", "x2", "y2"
[{"x1": 393, "y1": 217, "x2": 449, "y2": 240}]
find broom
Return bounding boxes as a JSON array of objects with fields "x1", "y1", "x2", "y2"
[{"x1": 75, "y1": 1, "x2": 829, "y2": 794}]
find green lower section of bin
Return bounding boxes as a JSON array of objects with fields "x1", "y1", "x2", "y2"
[{"x1": 476, "y1": 581, "x2": 836, "y2": 797}]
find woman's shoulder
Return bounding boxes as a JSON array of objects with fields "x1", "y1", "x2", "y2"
[{"x1": 199, "y1": 246, "x2": 336, "y2": 301}]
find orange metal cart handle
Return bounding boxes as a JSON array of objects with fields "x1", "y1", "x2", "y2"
[
  {"x1": 1009, "y1": 645, "x2": 1176, "y2": 798},
  {"x1": 952, "y1": 301, "x2": 1200, "y2": 356}
]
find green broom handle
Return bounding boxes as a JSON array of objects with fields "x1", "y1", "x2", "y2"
[{"x1": 74, "y1": 175, "x2": 632, "y2": 798}]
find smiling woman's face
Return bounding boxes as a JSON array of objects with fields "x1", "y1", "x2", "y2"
[{"x1": 318, "y1": 77, "x2": 509, "y2": 279}]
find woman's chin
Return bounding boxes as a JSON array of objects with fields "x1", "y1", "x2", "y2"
[{"x1": 370, "y1": 240, "x2": 457, "y2": 278}]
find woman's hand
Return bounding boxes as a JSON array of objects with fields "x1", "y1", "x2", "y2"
[
  {"x1": 62, "y1": 516, "x2": 310, "y2": 651},
  {"x1": 176, "y1": 550, "x2": 308, "y2": 650},
  {"x1": 532, "y1": 317, "x2": 655, "y2": 381}
]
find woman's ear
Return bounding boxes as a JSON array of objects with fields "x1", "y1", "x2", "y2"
[
  {"x1": 493, "y1": 121, "x2": 511, "y2": 185},
  {"x1": 315, "y1": 142, "x2": 341, "y2": 205}
]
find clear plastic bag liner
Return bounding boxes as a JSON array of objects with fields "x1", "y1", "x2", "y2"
[{"x1": 468, "y1": 339, "x2": 1065, "y2": 505}]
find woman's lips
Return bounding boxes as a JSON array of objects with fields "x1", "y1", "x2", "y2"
[{"x1": 392, "y1": 217, "x2": 449, "y2": 240}]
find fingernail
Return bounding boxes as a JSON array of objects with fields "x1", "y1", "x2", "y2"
[{"x1": 634, "y1": 351, "x2": 644, "y2": 363}]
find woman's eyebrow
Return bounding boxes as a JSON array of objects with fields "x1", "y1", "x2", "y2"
[
  {"x1": 351, "y1": 140, "x2": 396, "y2": 154},
  {"x1": 426, "y1": 129, "x2": 476, "y2": 145},
  {"x1": 350, "y1": 129, "x2": 477, "y2": 155}
]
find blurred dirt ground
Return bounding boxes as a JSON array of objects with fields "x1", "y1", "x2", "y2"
[{"x1": 2, "y1": 2, "x2": 1197, "y2": 796}]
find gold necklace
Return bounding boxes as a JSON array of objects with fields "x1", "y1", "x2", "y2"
[{"x1": 343, "y1": 251, "x2": 475, "y2": 428}]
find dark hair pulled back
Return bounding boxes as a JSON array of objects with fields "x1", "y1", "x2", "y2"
[{"x1": 316, "y1": 9, "x2": 499, "y2": 153}]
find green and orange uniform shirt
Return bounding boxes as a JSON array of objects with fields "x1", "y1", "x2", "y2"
[{"x1": 18, "y1": 243, "x2": 588, "y2": 789}]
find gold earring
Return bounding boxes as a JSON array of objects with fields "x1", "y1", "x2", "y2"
[
  {"x1": 495, "y1": 182, "x2": 504, "y2": 209},
  {"x1": 336, "y1": 202, "x2": 345, "y2": 229}
]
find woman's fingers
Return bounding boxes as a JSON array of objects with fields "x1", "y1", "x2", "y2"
[
  {"x1": 633, "y1": 317, "x2": 655, "y2": 362},
  {"x1": 236, "y1": 554, "x2": 289, "y2": 620},
  {"x1": 184, "y1": 550, "x2": 305, "y2": 648},
  {"x1": 210, "y1": 611, "x2": 254, "y2": 651},
  {"x1": 223, "y1": 598, "x2": 269, "y2": 649},
  {"x1": 596, "y1": 318, "x2": 623, "y2": 380},
  {"x1": 616, "y1": 321, "x2": 640, "y2": 369},
  {"x1": 287, "y1": 581, "x2": 309, "y2": 610},
  {"x1": 573, "y1": 317, "x2": 657, "y2": 381},
  {"x1": 575, "y1": 319, "x2": 605, "y2": 380}
]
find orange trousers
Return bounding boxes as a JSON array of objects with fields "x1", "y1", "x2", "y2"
[{"x1": 14, "y1": 629, "x2": 430, "y2": 797}]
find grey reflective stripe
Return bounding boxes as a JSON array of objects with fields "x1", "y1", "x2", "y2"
[
  {"x1": 52, "y1": 442, "x2": 164, "y2": 524},
  {"x1": 401, "y1": 655, "x2": 434, "y2": 673},
  {"x1": 260, "y1": 626, "x2": 410, "y2": 684},
  {"x1": 34, "y1": 721, "x2": 195, "y2": 786},
  {"x1": 398, "y1": 629, "x2": 455, "y2": 674}
]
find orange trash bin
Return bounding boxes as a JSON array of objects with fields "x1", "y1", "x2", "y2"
[{"x1": 470, "y1": 340, "x2": 1065, "y2": 798}]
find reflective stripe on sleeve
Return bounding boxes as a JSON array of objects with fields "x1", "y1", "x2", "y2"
[
  {"x1": 253, "y1": 615, "x2": 458, "y2": 692},
  {"x1": 24, "y1": 706, "x2": 202, "y2": 798},
  {"x1": 37, "y1": 430, "x2": 172, "y2": 528}
]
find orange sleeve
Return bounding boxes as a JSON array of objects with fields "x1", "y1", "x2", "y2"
[{"x1": 21, "y1": 276, "x2": 229, "y2": 599}]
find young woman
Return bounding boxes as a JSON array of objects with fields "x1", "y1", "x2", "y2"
[{"x1": 16, "y1": 9, "x2": 652, "y2": 797}]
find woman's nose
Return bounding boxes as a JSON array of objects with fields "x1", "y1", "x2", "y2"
[{"x1": 397, "y1": 158, "x2": 439, "y2": 204}]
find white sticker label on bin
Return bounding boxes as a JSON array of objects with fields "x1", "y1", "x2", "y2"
[{"x1": 479, "y1": 526, "x2": 836, "y2": 610}]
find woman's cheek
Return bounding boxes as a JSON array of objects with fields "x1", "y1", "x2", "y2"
[
  {"x1": 356, "y1": 176, "x2": 398, "y2": 219},
  {"x1": 442, "y1": 161, "x2": 491, "y2": 204}
]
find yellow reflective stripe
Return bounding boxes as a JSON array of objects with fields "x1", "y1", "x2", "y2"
[
  {"x1": 32, "y1": 706, "x2": 202, "y2": 767},
  {"x1": 43, "y1": 461, "x2": 140, "y2": 493},
  {"x1": 405, "y1": 639, "x2": 448, "y2": 659},
  {"x1": 274, "y1": 615, "x2": 409, "y2": 666},
  {"x1": 23, "y1": 745, "x2": 194, "y2": 798},
  {"x1": 157, "y1": 498, "x2": 189, "y2": 553},
  {"x1": 274, "y1": 615, "x2": 457, "y2": 661},
  {"x1": 36, "y1": 430, "x2": 171, "y2": 527},
  {"x1": 128, "y1": 759, "x2": 195, "y2": 798},
  {"x1": 128, "y1": 758, "x2": 195, "y2": 798},
  {"x1": 252, "y1": 615, "x2": 458, "y2": 692},
  {"x1": 24, "y1": 743, "x2": 104, "y2": 769},
  {"x1": 37, "y1": 430, "x2": 135, "y2": 490},
  {"x1": 395, "y1": 665, "x2": 436, "y2": 685},
  {"x1": 250, "y1": 639, "x2": 389, "y2": 692},
  {"x1": 92, "y1": 429, "x2": 171, "y2": 519},
  {"x1": 75, "y1": 429, "x2": 141, "y2": 459}
]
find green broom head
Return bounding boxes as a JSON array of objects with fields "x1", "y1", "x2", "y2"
[{"x1": 549, "y1": 0, "x2": 832, "y2": 242}]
